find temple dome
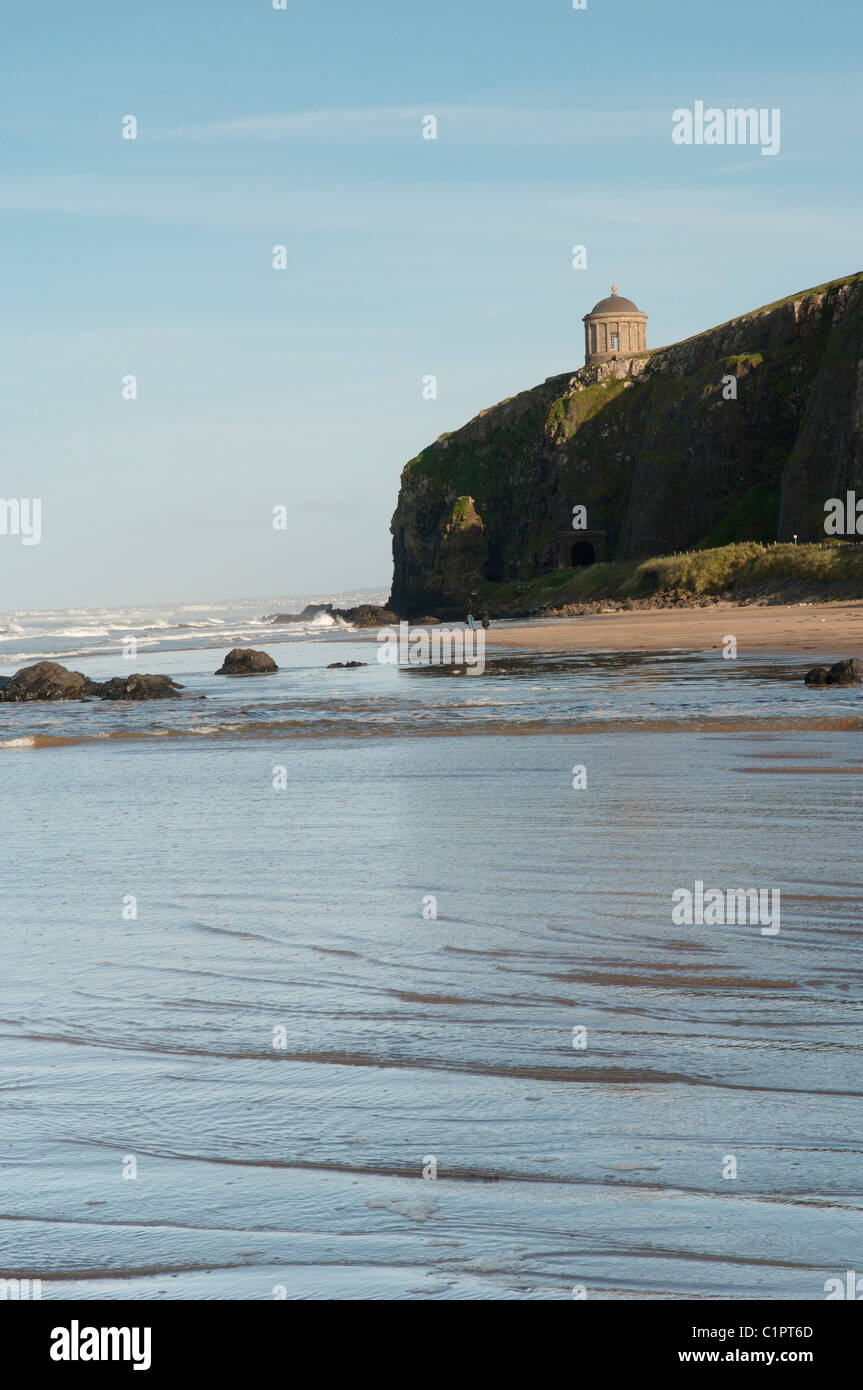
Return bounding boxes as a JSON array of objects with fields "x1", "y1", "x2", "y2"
[{"x1": 587, "y1": 291, "x2": 641, "y2": 316}]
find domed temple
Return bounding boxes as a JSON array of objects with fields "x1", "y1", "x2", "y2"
[{"x1": 583, "y1": 286, "x2": 647, "y2": 364}]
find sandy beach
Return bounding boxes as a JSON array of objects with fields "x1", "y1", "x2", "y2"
[{"x1": 483, "y1": 601, "x2": 863, "y2": 657}]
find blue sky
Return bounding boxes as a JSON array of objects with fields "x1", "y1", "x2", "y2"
[{"x1": 1, "y1": 0, "x2": 861, "y2": 607}]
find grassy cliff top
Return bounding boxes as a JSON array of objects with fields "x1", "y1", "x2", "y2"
[
  {"x1": 404, "y1": 271, "x2": 863, "y2": 483},
  {"x1": 647, "y1": 269, "x2": 863, "y2": 356}
]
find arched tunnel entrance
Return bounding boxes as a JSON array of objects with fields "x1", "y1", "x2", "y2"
[
  {"x1": 557, "y1": 528, "x2": 607, "y2": 569},
  {"x1": 570, "y1": 540, "x2": 596, "y2": 568}
]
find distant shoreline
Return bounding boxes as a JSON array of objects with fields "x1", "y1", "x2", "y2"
[{"x1": 4, "y1": 599, "x2": 863, "y2": 672}]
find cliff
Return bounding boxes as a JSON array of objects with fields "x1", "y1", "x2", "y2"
[{"x1": 388, "y1": 272, "x2": 863, "y2": 617}]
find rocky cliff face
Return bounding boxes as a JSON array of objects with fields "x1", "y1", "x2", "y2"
[{"x1": 388, "y1": 273, "x2": 863, "y2": 617}]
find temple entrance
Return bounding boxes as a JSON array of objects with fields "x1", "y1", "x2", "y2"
[{"x1": 570, "y1": 540, "x2": 596, "y2": 568}]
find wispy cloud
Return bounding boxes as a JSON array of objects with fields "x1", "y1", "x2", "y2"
[
  {"x1": 158, "y1": 104, "x2": 664, "y2": 145},
  {"x1": 0, "y1": 175, "x2": 856, "y2": 243}
]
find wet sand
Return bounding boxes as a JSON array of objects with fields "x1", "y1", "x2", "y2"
[
  {"x1": 483, "y1": 601, "x2": 863, "y2": 657},
  {"x1": 4, "y1": 636, "x2": 862, "y2": 1299},
  {"x1": 5, "y1": 729, "x2": 862, "y2": 1299}
]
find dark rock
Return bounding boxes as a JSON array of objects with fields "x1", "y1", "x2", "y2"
[
  {"x1": 332, "y1": 604, "x2": 399, "y2": 628},
  {"x1": 0, "y1": 661, "x2": 102, "y2": 702},
  {"x1": 99, "y1": 674, "x2": 184, "y2": 701},
  {"x1": 826, "y1": 658, "x2": 863, "y2": 685},
  {"x1": 327, "y1": 660, "x2": 366, "y2": 668},
  {"x1": 265, "y1": 604, "x2": 333, "y2": 623},
  {"x1": 214, "y1": 648, "x2": 278, "y2": 675},
  {"x1": 804, "y1": 658, "x2": 863, "y2": 686},
  {"x1": 0, "y1": 661, "x2": 185, "y2": 702},
  {"x1": 804, "y1": 666, "x2": 830, "y2": 685}
]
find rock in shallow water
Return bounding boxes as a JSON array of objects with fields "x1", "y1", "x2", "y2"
[
  {"x1": 804, "y1": 667, "x2": 829, "y2": 685},
  {"x1": 804, "y1": 657, "x2": 863, "y2": 686},
  {"x1": 0, "y1": 661, "x2": 102, "y2": 702},
  {"x1": 98, "y1": 674, "x2": 184, "y2": 701},
  {"x1": 214, "y1": 648, "x2": 278, "y2": 675},
  {"x1": 0, "y1": 661, "x2": 184, "y2": 702},
  {"x1": 331, "y1": 604, "x2": 399, "y2": 628},
  {"x1": 265, "y1": 603, "x2": 333, "y2": 623}
]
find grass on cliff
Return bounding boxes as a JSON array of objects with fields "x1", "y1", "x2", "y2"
[{"x1": 482, "y1": 540, "x2": 863, "y2": 610}]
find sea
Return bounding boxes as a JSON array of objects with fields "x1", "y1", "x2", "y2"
[{"x1": 1, "y1": 594, "x2": 862, "y2": 1299}]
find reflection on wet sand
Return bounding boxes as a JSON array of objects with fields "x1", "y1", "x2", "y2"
[{"x1": 2, "y1": 714, "x2": 862, "y2": 1299}]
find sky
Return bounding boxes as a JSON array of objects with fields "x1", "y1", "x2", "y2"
[{"x1": 1, "y1": 0, "x2": 861, "y2": 608}]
